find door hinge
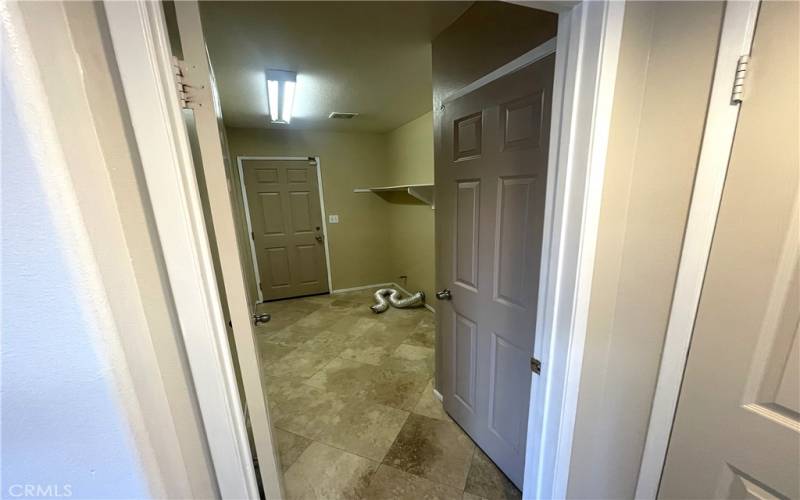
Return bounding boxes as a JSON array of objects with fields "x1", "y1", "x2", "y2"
[
  {"x1": 172, "y1": 57, "x2": 200, "y2": 109},
  {"x1": 731, "y1": 54, "x2": 750, "y2": 104},
  {"x1": 531, "y1": 357, "x2": 542, "y2": 375},
  {"x1": 251, "y1": 231, "x2": 255, "y2": 240}
]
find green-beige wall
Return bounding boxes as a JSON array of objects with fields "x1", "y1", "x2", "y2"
[{"x1": 385, "y1": 112, "x2": 435, "y2": 304}]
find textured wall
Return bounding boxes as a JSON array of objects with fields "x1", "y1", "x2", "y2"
[{"x1": 1, "y1": 37, "x2": 148, "y2": 500}]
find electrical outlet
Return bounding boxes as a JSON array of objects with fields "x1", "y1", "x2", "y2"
[{"x1": 328, "y1": 214, "x2": 339, "y2": 224}]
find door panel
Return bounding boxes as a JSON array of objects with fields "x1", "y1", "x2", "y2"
[
  {"x1": 436, "y1": 55, "x2": 555, "y2": 488},
  {"x1": 456, "y1": 180, "x2": 480, "y2": 290},
  {"x1": 495, "y1": 176, "x2": 537, "y2": 308},
  {"x1": 454, "y1": 312, "x2": 478, "y2": 411},
  {"x1": 660, "y1": 2, "x2": 799, "y2": 498},
  {"x1": 488, "y1": 332, "x2": 529, "y2": 450},
  {"x1": 242, "y1": 159, "x2": 329, "y2": 301}
]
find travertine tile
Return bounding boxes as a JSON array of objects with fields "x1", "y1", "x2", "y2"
[
  {"x1": 257, "y1": 340, "x2": 296, "y2": 366},
  {"x1": 264, "y1": 322, "x2": 325, "y2": 346},
  {"x1": 464, "y1": 448, "x2": 521, "y2": 500},
  {"x1": 283, "y1": 441, "x2": 379, "y2": 500},
  {"x1": 315, "y1": 398, "x2": 409, "y2": 461},
  {"x1": 274, "y1": 428, "x2": 311, "y2": 472},
  {"x1": 339, "y1": 322, "x2": 409, "y2": 365},
  {"x1": 328, "y1": 315, "x2": 386, "y2": 338},
  {"x1": 389, "y1": 343, "x2": 435, "y2": 375},
  {"x1": 258, "y1": 292, "x2": 520, "y2": 500},
  {"x1": 412, "y1": 379, "x2": 451, "y2": 421},
  {"x1": 299, "y1": 328, "x2": 360, "y2": 357},
  {"x1": 272, "y1": 382, "x2": 409, "y2": 461},
  {"x1": 405, "y1": 323, "x2": 436, "y2": 348},
  {"x1": 363, "y1": 464, "x2": 462, "y2": 500},
  {"x1": 383, "y1": 413, "x2": 475, "y2": 490},
  {"x1": 305, "y1": 357, "x2": 371, "y2": 396},
  {"x1": 262, "y1": 345, "x2": 337, "y2": 379},
  {"x1": 256, "y1": 299, "x2": 322, "y2": 332},
  {"x1": 462, "y1": 492, "x2": 486, "y2": 500},
  {"x1": 307, "y1": 357, "x2": 429, "y2": 410}
]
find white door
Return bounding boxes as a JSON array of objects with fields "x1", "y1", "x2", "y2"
[
  {"x1": 659, "y1": 2, "x2": 799, "y2": 498},
  {"x1": 173, "y1": 3, "x2": 283, "y2": 498}
]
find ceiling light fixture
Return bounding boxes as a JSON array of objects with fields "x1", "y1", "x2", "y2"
[{"x1": 266, "y1": 69, "x2": 297, "y2": 124}]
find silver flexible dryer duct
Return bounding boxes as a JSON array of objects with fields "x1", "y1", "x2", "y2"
[{"x1": 370, "y1": 288, "x2": 425, "y2": 314}]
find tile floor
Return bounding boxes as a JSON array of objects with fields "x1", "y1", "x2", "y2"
[{"x1": 254, "y1": 288, "x2": 522, "y2": 500}]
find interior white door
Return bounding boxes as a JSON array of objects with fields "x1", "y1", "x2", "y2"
[
  {"x1": 173, "y1": 3, "x2": 283, "y2": 498},
  {"x1": 435, "y1": 55, "x2": 555, "y2": 488},
  {"x1": 659, "y1": 2, "x2": 799, "y2": 498}
]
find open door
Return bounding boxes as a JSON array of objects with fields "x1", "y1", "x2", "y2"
[
  {"x1": 435, "y1": 54, "x2": 555, "y2": 487},
  {"x1": 172, "y1": 2, "x2": 283, "y2": 498}
]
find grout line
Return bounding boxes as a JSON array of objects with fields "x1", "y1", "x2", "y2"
[{"x1": 378, "y1": 411, "x2": 411, "y2": 465}]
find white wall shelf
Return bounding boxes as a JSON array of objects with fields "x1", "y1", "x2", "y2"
[{"x1": 354, "y1": 184, "x2": 435, "y2": 208}]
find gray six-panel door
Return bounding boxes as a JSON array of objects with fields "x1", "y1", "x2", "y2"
[
  {"x1": 242, "y1": 159, "x2": 329, "y2": 301},
  {"x1": 436, "y1": 55, "x2": 555, "y2": 488}
]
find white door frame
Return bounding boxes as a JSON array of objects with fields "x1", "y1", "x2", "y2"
[
  {"x1": 104, "y1": 1, "x2": 624, "y2": 498},
  {"x1": 103, "y1": 1, "x2": 261, "y2": 498},
  {"x1": 517, "y1": 2, "x2": 624, "y2": 498},
  {"x1": 635, "y1": 2, "x2": 760, "y2": 497},
  {"x1": 236, "y1": 155, "x2": 333, "y2": 303}
]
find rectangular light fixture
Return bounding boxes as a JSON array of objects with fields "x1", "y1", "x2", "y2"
[{"x1": 266, "y1": 69, "x2": 297, "y2": 124}]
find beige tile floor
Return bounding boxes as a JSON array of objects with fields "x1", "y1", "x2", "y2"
[{"x1": 255, "y1": 289, "x2": 521, "y2": 500}]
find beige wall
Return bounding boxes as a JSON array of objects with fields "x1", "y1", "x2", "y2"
[
  {"x1": 567, "y1": 2, "x2": 724, "y2": 497},
  {"x1": 226, "y1": 127, "x2": 394, "y2": 292},
  {"x1": 385, "y1": 112, "x2": 436, "y2": 303}
]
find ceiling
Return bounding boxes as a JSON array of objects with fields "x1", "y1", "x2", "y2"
[{"x1": 200, "y1": 2, "x2": 471, "y2": 133}]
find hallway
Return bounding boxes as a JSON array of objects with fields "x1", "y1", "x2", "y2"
[{"x1": 254, "y1": 289, "x2": 521, "y2": 499}]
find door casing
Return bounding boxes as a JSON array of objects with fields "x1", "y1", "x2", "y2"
[
  {"x1": 236, "y1": 156, "x2": 333, "y2": 303},
  {"x1": 103, "y1": 1, "x2": 626, "y2": 498}
]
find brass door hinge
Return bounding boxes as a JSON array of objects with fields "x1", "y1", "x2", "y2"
[{"x1": 172, "y1": 57, "x2": 200, "y2": 109}]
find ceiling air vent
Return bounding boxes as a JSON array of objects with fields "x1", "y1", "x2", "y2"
[{"x1": 328, "y1": 112, "x2": 359, "y2": 119}]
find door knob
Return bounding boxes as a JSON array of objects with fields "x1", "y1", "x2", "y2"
[
  {"x1": 315, "y1": 234, "x2": 323, "y2": 242},
  {"x1": 435, "y1": 289, "x2": 452, "y2": 300},
  {"x1": 252, "y1": 313, "x2": 271, "y2": 325}
]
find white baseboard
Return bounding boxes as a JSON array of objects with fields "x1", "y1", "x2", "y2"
[
  {"x1": 330, "y1": 283, "x2": 392, "y2": 295},
  {"x1": 433, "y1": 388, "x2": 443, "y2": 402}
]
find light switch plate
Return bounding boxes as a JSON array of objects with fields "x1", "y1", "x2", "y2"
[{"x1": 328, "y1": 215, "x2": 339, "y2": 224}]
